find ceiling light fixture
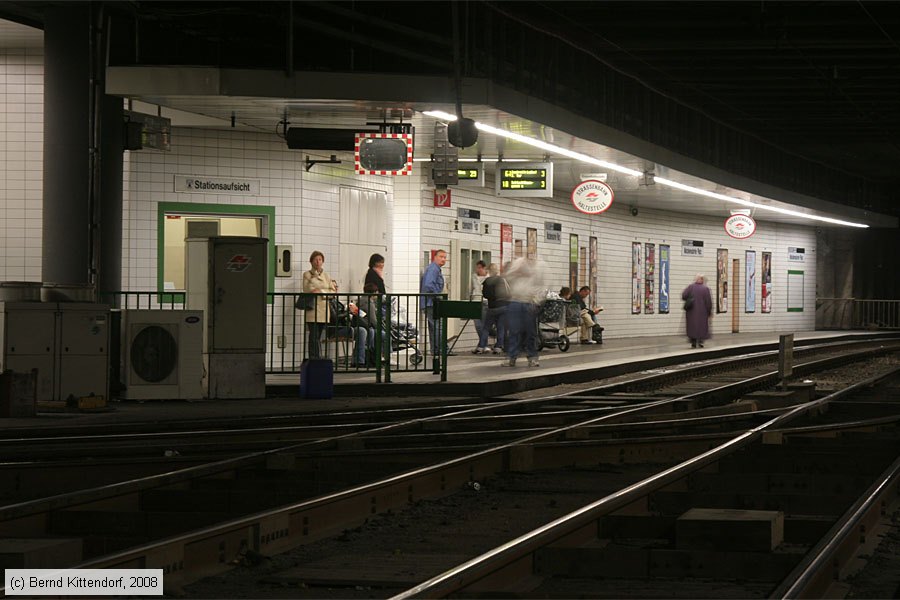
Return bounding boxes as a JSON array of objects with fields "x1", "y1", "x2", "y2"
[
  {"x1": 654, "y1": 177, "x2": 868, "y2": 228},
  {"x1": 422, "y1": 110, "x2": 870, "y2": 228}
]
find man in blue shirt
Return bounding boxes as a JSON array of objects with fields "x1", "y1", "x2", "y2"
[{"x1": 420, "y1": 249, "x2": 447, "y2": 365}]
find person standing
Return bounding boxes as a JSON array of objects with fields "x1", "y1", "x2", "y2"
[
  {"x1": 365, "y1": 253, "x2": 386, "y2": 294},
  {"x1": 476, "y1": 263, "x2": 509, "y2": 354},
  {"x1": 420, "y1": 249, "x2": 447, "y2": 362},
  {"x1": 502, "y1": 258, "x2": 542, "y2": 368},
  {"x1": 470, "y1": 260, "x2": 488, "y2": 351},
  {"x1": 682, "y1": 273, "x2": 713, "y2": 348},
  {"x1": 302, "y1": 250, "x2": 337, "y2": 359}
]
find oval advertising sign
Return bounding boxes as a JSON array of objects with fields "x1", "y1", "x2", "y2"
[
  {"x1": 724, "y1": 214, "x2": 757, "y2": 239},
  {"x1": 571, "y1": 179, "x2": 614, "y2": 214}
]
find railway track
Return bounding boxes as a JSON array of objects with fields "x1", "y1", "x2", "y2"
[
  {"x1": 0, "y1": 342, "x2": 897, "y2": 597},
  {"x1": 1, "y1": 339, "x2": 894, "y2": 510}
]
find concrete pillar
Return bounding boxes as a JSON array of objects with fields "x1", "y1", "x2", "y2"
[
  {"x1": 42, "y1": 4, "x2": 91, "y2": 286},
  {"x1": 42, "y1": 3, "x2": 123, "y2": 294},
  {"x1": 99, "y1": 94, "x2": 123, "y2": 294}
]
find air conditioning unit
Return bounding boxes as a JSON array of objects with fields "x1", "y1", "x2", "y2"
[{"x1": 122, "y1": 310, "x2": 204, "y2": 400}]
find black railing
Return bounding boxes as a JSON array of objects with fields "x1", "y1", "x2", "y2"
[{"x1": 103, "y1": 291, "x2": 448, "y2": 381}]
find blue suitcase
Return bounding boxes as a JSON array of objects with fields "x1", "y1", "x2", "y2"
[{"x1": 300, "y1": 359, "x2": 333, "y2": 399}]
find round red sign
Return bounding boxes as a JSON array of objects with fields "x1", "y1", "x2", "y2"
[
  {"x1": 724, "y1": 214, "x2": 757, "y2": 239},
  {"x1": 571, "y1": 180, "x2": 614, "y2": 214}
]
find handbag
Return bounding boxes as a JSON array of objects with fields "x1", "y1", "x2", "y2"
[
  {"x1": 683, "y1": 294, "x2": 694, "y2": 311},
  {"x1": 295, "y1": 294, "x2": 316, "y2": 310}
]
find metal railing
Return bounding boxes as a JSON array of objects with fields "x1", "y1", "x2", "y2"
[
  {"x1": 816, "y1": 298, "x2": 900, "y2": 330},
  {"x1": 102, "y1": 291, "x2": 448, "y2": 381}
]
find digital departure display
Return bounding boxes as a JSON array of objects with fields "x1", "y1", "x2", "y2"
[
  {"x1": 458, "y1": 168, "x2": 480, "y2": 180},
  {"x1": 495, "y1": 162, "x2": 553, "y2": 197}
]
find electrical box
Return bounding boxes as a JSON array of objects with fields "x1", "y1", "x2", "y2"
[
  {"x1": 0, "y1": 301, "x2": 109, "y2": 403},
  {"x1": 186, "y1": 236, "x2": 267, "y2": 399},
  {"x1": 276, "y1": 244, "x2": 292, "y2": 277}
]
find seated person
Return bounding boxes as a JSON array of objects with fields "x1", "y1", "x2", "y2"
[
  {"x1": 559, "y1": 287, "x2": 581, "y2": 327},
  {"x1": 574, "y1": 286, "x2": 604, "y2": 345},
  {"x1": 355, "y1": 283, "x2": 390, "y2": 363},
  {"x1": 328, "y1": 298, "x2": 368, "y2": 367}
]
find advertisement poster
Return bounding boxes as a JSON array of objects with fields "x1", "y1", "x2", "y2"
[
  {"x1": 632, "y1": 242, "x2": 642, "y2": 314},
  {"x1": 717, "y1": 248, "x2": 729, "y2": 313},
  {"x1": 745, "y1": 250, "x2": 756, "y2": 313},
  {"x1": 659, "y1": 244, "x2": 670, "y2": 313},
  {"x1": 526, "y1": 227, "x2": 538, "y2": 261},
  {"x1": 589, "y1": 236, "x2": 598, "y2": 300},
  {"x1": 569, "y1": 234, "x2": 579, "y2": 291},
  {"x1": 580, "y1": 247, "x2": 588, "y2": 290},
  {"x1": 500, "y1": 223, "x2": 513, "y2": 269},
  {"x1": 761, "y1": 251, "x2": 773, "y2": 313},
  {"x1": 644, "y1": 243, "x2": 655, "y2": 314},
  {"x1": 514, "y1": 239, "x2": 524, "y2": 258}
]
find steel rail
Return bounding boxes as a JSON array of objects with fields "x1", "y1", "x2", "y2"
[
  {"x1": 0, "y1": 345, "x2": 894, "y2": 593},
  {"x1": 772, "y1": 454, "x2": 900, "y2": 598},
  {"x1": 51, "y1": 361, "x2": 897, "y2": 589},
  {"x1": 392, "y1": 365, "x2": 900, "y2": 599}
]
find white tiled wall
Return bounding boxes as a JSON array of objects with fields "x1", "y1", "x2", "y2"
[
  {"x1": 0, "y1": 46, "x2": 43, "y2": 282},
  {"x1": 122, "y1": 127, "x2": 393, "y2": 292},
  {"x1": 421, "y1": 170, "x2": 816, "y2": 344},
  {"x1": 0, "y1": 49, "x2": 817, "y2": 349}
]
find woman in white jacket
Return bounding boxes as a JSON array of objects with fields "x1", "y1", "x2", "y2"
[{"x1": 302, "y1": 250, "x2": 336, "y2": 358}]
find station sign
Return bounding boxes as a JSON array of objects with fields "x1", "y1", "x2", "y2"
[
  {"x1": 788, "y1": 247, "x2": 806, "y2": 262},
  {"x1": 175, "y1": 174, "x2": 260, "y2": 196},
  {"x1": 495, "y1": 162, "x2": 553, "y2": 197},
  {"x1": 724, "y1": 214, "x2": 757, "y2": 239},
  {"x1": 682, "y1": 239, "x2": 704, "y2": 256},
  {"x1": 545, "y1": 221, "x2": 562, "y2": 243},
  {"x1": 571, "y1": 179, "x2": 614, "y2": 214}
]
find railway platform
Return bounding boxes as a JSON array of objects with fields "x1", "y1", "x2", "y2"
[
  {"x1": 268, "y1": 329, "x2": 900, "y2": 397},
  {"x1": 2, "y1": 329, "x2": 897, "y2": 432},
  {"x1": 0, "y1": 331, "x2": 900, "y2": 429}
]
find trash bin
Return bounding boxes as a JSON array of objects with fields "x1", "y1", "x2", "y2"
[{"x1": 300, "y1": 359, "x2": 333, "y2": 399}]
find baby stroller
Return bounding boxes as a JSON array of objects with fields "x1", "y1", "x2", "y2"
[
  {"x1": 388, "y1": 298, "x2": 424, "y2": 366},
  {"x1": 536, "y1": 298, "x2": 578, "y2": 352}
]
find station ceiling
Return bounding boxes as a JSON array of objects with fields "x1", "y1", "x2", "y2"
[{"x1": 1, "y1": 1, "x2": 898, "y2": 227}]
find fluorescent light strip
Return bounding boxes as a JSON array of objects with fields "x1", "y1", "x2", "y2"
[
  {"x1": 654, "y1": 177, "x2": 868, "y2": 228},
  {"x1": 422, "y1": 110, "x2": 869, "y2": 228},
  {"x1": 412, "y1": 157, "x2": 531, "y2": 162}
]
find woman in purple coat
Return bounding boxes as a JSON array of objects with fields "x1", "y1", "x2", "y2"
[{"x1": 682, "y1": 274, "x2": 712, "y2": 348}]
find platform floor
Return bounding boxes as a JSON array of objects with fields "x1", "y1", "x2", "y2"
[{"x1": 3, "y1": 329, "x2": 896, "y2": 431}]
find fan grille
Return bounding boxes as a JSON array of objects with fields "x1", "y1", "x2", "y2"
[{"x1": 130, "y1": 325, "x2": 179, "y2": 383}]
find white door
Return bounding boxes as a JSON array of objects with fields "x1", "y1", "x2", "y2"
[{"x1": 339, "y1": 187, "x2": 388, "y2": 292}]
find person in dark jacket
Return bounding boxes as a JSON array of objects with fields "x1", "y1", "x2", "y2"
[
  {"x1": 365, "y1": 253, "x2": 386, "y2": 294},
  {"x1": 477, "y1": 263, "x2": 509, "y2": 354},
  {"x1": 682, "y1": 273, "x2": 713, "y2": 348}
]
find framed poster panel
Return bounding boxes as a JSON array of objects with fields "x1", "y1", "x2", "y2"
[
  {"x1": 787, "y1": 270, "x2": 804, "y2": 312},
  {"x1": 569, "y1": 234, "x2": 579, "y2": 291},
  {"x1": 579, "y1": 247, "x2": 588, "y2": 290},
  {"x1": 500, "y1": 223, "x2": 513, "y2": 269},
  {"x1": 526, "y1": 227, "x2": 537, "y2": 261},
  {"x1": 659, "y1": 244, "x2": 670, "y2": 313},
  {"x1": 589, "y1": 236, "x2": 598, "y2": 302},
  {"x1": 644, "y1": 243, "x2": 655, "y2": 314},
  {"x1": 632, "y1": 242, "x2": 642, "y2": 314},
  {"x1": 514, "y1": 239, "x2": 524, "y2": 259},
  {"x1": 716, "y1": 248, "x2": 729, "y2": 313},
  {"x1": 745, "y1": 250, "x2": 756, "y2": 313},
  {"x1": 761, "y1": 251, "x2": 773, "y2": 313}
]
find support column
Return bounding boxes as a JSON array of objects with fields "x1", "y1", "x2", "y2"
[
  {"x1": 42, "y1": 4, "x2": 90, "y2": 286},
  {"x1": 42, "y1": 3, "x2": 123, "y2": 294}
]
